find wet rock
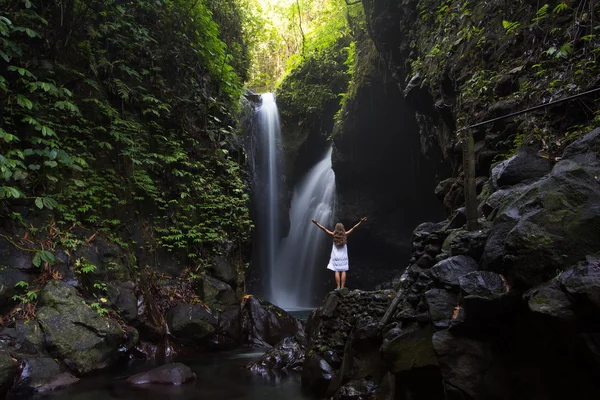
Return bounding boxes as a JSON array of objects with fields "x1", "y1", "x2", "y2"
[
  {"x1": 241, "y1": 296, "x2": 303, "y2": 347},
  {"x1": 381, "y1": 324, "x2": 438, "y2": 373},
  {"x1": 432, "y1": 330, "x2": 496, "y2": 399},
  {"x1": 0, "y1": 236, "x2": 34, "y2": 271},
  {"x1": 166, "y1": 303, "x2": 217, "y2": 342},
  {"x1": 12, "y1": 357, "x2": 71, "y2": 394},
  {"x1": 445, "y1": 207, "x2": 466, "y2": 229},
  {"x1": 209, "y1": 256, "x2": 238, "y2": 288},
  {"x1": 36, "y1": 280, "x2": 124, "y2": 375},
  {"x1": 321, "y1": 292, "x2": 340, "y2": 317},
  {"x1": 127, "y1": 363, "x2": 196, "y2": 385},
  {"x1": 332, "y1": 378, "x2": 377, "y2": 400},
  {"x1": 430, "y1": 256, "x2": 479, "y2": 289},
  {"x1": 443, "y1": 229, "x2": 488, "y2": 260},
  {"x1": 485, "y1": 146, "x2": 600, "y2": 287},
  {"x1": 211, "y1": 307, "x2": 242, "y2": 349},
  {"x1": 0, "y1": 320, "x2": 45, "y2": 355},
  {"x1": 107, "y1": 281, "x2": 138, "y2": 324},
  {"x1": 424, "y1": 289, "x2": 459, "y2": 329},
  {"x1": 491, "y1": 150, "x2": 552, "y2": 189},
  {"x1": 245, "y1": 336, "x2": 305, "y2": 372},
  {"x1": 301, "y1": 354, "x2": 334, "y2": 395},
  {"x1": 524, "y1": 280, "x2": 576, "y2": 323},
  {"x1": 457, "y1": 271, "x2": 515, "y2": 324},
  {"x1": 557, "y1": 256, "x2": 600, "y2": 309},
  {"x1": 35, "y1": 372, "x2": 79, "y2": 393},
  {"x1": 0, "y1": 345, "x2": 17, "y2": 395},
  {"x1": 459, "y1": 271, "x2": 508, "y2": 299},
  {"x1": 0, "y1": 266, "x2": 33, "y2": 314},
  {"x1": 562, "y1": 127, "x2": 600, "y2": 165},
  {"x1": 201, "y1": 276, "x2": 238, "y2": 312}
]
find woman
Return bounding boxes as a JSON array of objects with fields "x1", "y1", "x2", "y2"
[{"x1": 311, "y1": 217, "x2": 367, "y2": 289}]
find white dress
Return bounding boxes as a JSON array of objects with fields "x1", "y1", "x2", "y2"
[{"x1": 327, "y1": 243, "x2": 349, "y2": 271}]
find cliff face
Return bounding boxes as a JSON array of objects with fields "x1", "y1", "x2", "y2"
[
  {"x1": 364, "y1": 0, "x2": 600, "y2": 209},
  {"x1": 332, "y1": 34, "x2": 448, "y2": 289}
]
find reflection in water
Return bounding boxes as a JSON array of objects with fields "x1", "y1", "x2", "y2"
[{"x1": 24, "y1": 349, "x2": 312, "y2": 400}]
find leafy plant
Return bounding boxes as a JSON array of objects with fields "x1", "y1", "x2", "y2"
[{"x1": 502, "y1": 20, "x2": 520, "y2": 34}]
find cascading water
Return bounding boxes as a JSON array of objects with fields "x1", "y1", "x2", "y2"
[
  {"x1": 254, "y1": 93, "x2": 282, "y2": 302},
  {"x1": 272, "y1": 147, "x2": 336, "y2": 309}
]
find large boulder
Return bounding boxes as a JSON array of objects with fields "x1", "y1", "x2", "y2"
[
  {"x1": 127, "y1": 363, "x2": 196, "y2": 385},
  {"x1": 0, "y1": 320, "x2": 45, "y2": 355},
  {"x1": 241, "y1": 296, "x2": 303, "y2": 347},
  {"x1": 557, "y1": 255, "x2": 600, "y2": 309},
  {"x1": 430, "y1": 256, "x2": 479, "y2": 289},
  {"x1": 424, "y1": 289, "x2": 459, "y2": 330},
  {"x1": 166, "y1": 303, "x2": 217, "y2": 342},
  {"x1": 483, "y1": 154, "x2": 600, "y2": 287},
  {"x1": 106, "y1": 281, "x2": 138, "y2": 324},
  {"x1": 491, "y1": 149, "x2": 552, "y2": 188},
  {"x1": 35, "y1": 280, "x2": 125, "y2": 375},
  {"x1": 524, "y1": 280, "x2": 577, "y2": 324}
]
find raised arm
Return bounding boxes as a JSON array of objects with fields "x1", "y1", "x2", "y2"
[
  {"x1": 345, "y1": 217, "x2": 367, "y2": 235},
  {"x1": 311, "y1": 219, "x2": 334, "y2": 236}
]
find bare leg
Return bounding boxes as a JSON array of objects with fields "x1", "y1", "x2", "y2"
[
  {"x1": 335, "y1": 272, "x2": 341, "y2": 289},
  {"x1": 341, "y1": 272, "x2": 347, "y2": 288}
]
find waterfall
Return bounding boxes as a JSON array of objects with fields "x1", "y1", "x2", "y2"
[
  {"x1": 272, "y1": 147, "x2": 336, "y2": 309},
  {"x1": 254, "y1": 93, "x2": 281, "y2": 303}
]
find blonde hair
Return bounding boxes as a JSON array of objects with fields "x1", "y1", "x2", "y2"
[{"x1": 333, "y1": 223, "x2": 347, "y2": 246}]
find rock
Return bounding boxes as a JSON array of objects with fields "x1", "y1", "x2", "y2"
[
  {"x1": 74, "y1": 240, "x2": 130, "y2": 282},
  {"x1": 424, "y1": 289, "x2": 459, "y2": 329},
  {"x1": 245, "y1": 336, "x2": 305, "y2": 373},
  {"x1": 430, "y1": 256, "x2": 479, "y2": 288},
  {"x1": 301, "y1": 354, "x2": 334, "y2": 395},
  {"x1": 321, "y1": 292, "x2": 340, "y2": 317},
  {"x1": 486, "y1": 155, "x2": 600, "y2": 288},
  {"x1": 0, "y1": 266, "x2": 33, "y2": 314},
  {"x1": 376, "y1": 372, "x2": 395, "y2": 400},
  {"x1": 35, "y1": 280, "x2": 124, "y2": 374},
  {"x1": 0, "y1": 345, "x2": 16, "y2": 396},
  {"x1": 332, "y1": 378, "x2": 377, "y2": 400},
  {"x1": 0, "y1": 320, "x2": 45, "y2": 355},
  {"x1": 107, "y1": 281, "x2": 138, "y2": 324},
  {"x1": 491, "y1": 150, "x2": 552, "y2": 189},
  {"x1": 12, "y1": 357, "x2": 65, "y2": 394},
  {"x1": 445, "y1": 207, "x2": 466, "y2": 229},
  {"x1": 443, "y1": 229, "x2": 488, "y2": 260},
  {"x1": 557, "y1": 256, "x2": 600, "y2": 309},
  {"x1": 35, "y1": 372, "x2": 79, "y2": 393},
  {"x1": 562, "y1": 127, "x2": 600, "y2": 165},
  {"x1": 432, "y1": 330, "x2": 496, "y2": 399},
  {"x1": 524, "y1": 280, "x2": 576, "y2": 323},
  {"x1": 209, "y1": 256, "x2": 238, "y2": 288},
  {"x1": 380, "y1": 324, "x2": 438, "y2": 373},
  {"x1": 0, "y1": 236, "x2": 34, "y2": 271},
  {"x1": 459, "y1": 271, "x2": 508, "y2": 299},
  {"x1": 241, "y1": 296, "x2": 303, "y2": 347},
  {"x1": 201, "y1": 276, "x2": 238, "y2": 312},
  {"x1": 211, "y1": 307, "x2": 241, "y2": 349},
  {"x1": 127, "y1": 363, "x2": 196, "y2": 385},
  {"x1": 166, "y1": 303, "x2": 217, "y2": 342}
]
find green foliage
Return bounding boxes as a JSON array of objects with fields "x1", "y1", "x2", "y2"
[
  {"x1": 0, "y1": 0, "x2": 253, "y2": 269},
  {"x1": 502, "y1": 20, "x2": 520, "y2": 34},
  {"x1": 12, "y1": 281, "x2": 37, "y2": 304}
]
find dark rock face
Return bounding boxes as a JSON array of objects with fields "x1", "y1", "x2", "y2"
[
  {"x1": 241, "y1": 296, "x2": 303, "y2": 347},
  {"x1": 127, "y1": 363, "x2": 196, "y2": 385},
  {"x1": 166, "y1": 303, "x2": 218, "y2": 342},
  {"x1": 35, "y1": 280, "x2": 125, "y2": 375},
  {"x1": 201, "y1": 276, "x2": 238, "y2": 312}
]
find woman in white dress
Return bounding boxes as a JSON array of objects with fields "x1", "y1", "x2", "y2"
[{"x1": 311, "y1": 217, "x2": 367, "y2": 289}]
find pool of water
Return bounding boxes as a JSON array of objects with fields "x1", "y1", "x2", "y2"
[{"x1": 26, "y1": 348, "x2": 314, "y2": 400}]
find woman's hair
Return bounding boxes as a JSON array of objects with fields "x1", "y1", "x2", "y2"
[{"x1": 332, "y1": 223, "x2": 347, "y2": 246}]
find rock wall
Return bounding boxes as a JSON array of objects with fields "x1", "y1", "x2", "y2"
[
  {"x1": 296, "y1": 128, "x2": 600, "y2": 400},
  {"x1": 364, "y1": 0, "x2": 600, "y2": 209}
]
